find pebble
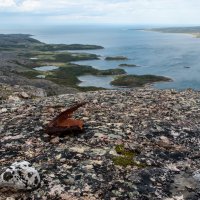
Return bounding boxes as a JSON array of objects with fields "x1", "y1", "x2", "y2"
[
  {"x1": 20, "y1": 92, "x2": 29, "y2": 99},
  {"x1": 50, "y1": 137, "x2": 60, "y2": 144},
  {"x1": 160, "y1": 136, "x2": 170, "y2": 144},
  {"x1": 193, "y1": 170, "x2": 200, "y2": 181}
]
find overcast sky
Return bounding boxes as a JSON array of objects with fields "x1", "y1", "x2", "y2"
[{"x1": 1, "y1": 0, "x2": 200, "y2": 26}]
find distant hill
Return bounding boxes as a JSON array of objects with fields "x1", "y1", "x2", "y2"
[
  {"x1": 150, "y1": 26, "x2": 200, "y2": 37},
  {"x1": 0, "y1": 34, "x2": 41, "y2": 47}
]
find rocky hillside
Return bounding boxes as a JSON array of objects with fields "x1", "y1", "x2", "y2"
[
  {"x1": 1, "y1": 88, "x2": 200, "y2": 200},
  {"x1": 0, "y1": 34, "x2": 104, "y2": 96}
]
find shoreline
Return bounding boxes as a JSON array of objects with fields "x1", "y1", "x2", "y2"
[{"x1": 0, "y1": 33, "x2": 173, "y2": 95}]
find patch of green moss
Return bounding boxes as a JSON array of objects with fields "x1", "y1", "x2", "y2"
[
  {"x1": 113, "y1": 144, "x2": 147, "y2": 168},
  {"x1": 115, "y1": 144, "x2": 125, "y2": 154},
  {"x1": 115, "y1": 144, "x2": 135, "y2": 156},
  {"x1": 113, "y1": 156, "x2": 136, "y2": 167}
]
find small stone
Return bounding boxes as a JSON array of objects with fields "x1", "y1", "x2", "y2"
[
  {"x1": 166, "y1": 163, "x2": 180, "y2": 172},
  {"x1": 63, "y1": 177, "x2": 75, "y2": 185},
  {"x1": 0, "y1": 161, "x2": 40, "y2": 190},
  {"x1": 48, "y1": 107, "x2": 55, "y2": 113},
  {"x1": 91, "y1": 148, "x2": 107, "y2": 156},
  {"x1": 56, "y1": 154, "x2": 62, "y2": 160},
  {"x1": 193, "y1": 170, "x2": 200, "y2": 181},
  {"x1": 84, "y1": 184, "x2": 90, "y2": 192},
  {"x1": 6, "y1": 198, "x2": 15, "y2": 200},
  {"x1": 60, "y1": 158, "x2": 67, "y2": 162},
  {"x1": 160, "y1": 136, "x2": 170, "y2": 144},
  {"x1": 90, "y1": 160, "x2": 103, "y2": 165},
  {"x1": 8, "y1": 95, "x2": 21, "y2": 102},
  {"x1": 50, "y1": 137, "x2": 60, "y2": 144},
  {"x1": 85, "y1": 165, "x2": 93, "y2": 170},
  {"x1": 69, "y1": 146, "x2": 88, "y2": 153},
  {"x1": 0, "y1": 108, "x2": 7, "y2": 113},
  {"x1": 93, "y1": 99, "x2": 98, "y2": 104},
  {"x1": 109, "y1": 134, "x2": 122, "y2": 139},
  {"x1": 20, "y1": 92, "x2": 29, "y2": 99}
]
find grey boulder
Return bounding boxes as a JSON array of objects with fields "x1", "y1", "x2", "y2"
[{"x1": 0, "y1": 161, "x2": 40, "y2": 190}]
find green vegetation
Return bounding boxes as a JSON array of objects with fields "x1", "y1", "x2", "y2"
[
  {"x1": 115, "y1": 144, "x2": 136, "y2": 156},
  {"x1": 20, "y1": 70, "x2": 41, "y2": 79},
  {"x1": 96, "y1": 68, "x2": 125, "y2": 75},
  {"x1": 112, "y1": 145, "x2": 146, "y2": 168},
  {"x1": 105, "y1": 56, "x2": 128, "y2": 61},
  {"x1": 119, "y1": 64, "x2": 139, "y2": 67},
  {"x1": 20, "y1": 60, "x2": 126, "y2": 90},
  {"x1": 22, "y1": 51, "x2": 99, "y2": 63},
  {"x1": 33, "y1": 44, "x2": 104, "y2": 51},
  {"x1": 54, "y1": 53, "x2": 99, "y2": 62},
  {"x1": 45, "y1": 64, "x2": 126, "y2": 86},
  {"x1": 18, "y1": 44, "x2": 127, "y2": 91},
  {"x1": 111, "y1": 74, "x2": 171, "y2": 87}
]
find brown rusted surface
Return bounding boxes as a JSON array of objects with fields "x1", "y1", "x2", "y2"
[{"x1": 46, "y1": 102, "x2": 86, "y2": 136}]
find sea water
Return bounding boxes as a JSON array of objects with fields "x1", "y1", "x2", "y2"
[{"x1": 2, "y1": 25, "x2": 200, "y2": 90}]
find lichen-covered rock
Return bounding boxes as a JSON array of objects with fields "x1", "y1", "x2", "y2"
[
  {"x1": 193, "y1": 170, "x2": 200, "y2": 182},
  {"x1": 1, "y1": 88, "x2": 200, "y2": 199},
  {"x1": 0, "y1": 161, "x2": 40, "y2": 190}
]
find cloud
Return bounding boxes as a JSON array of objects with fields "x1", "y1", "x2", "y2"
[
  {"x1": 0, "y1": 0, "x2": 15, "y2": 7},
  {"x1": 0, "y1": 0, "x2": 200, "y2": 25},
  {"x1": 18, "y1": 0, "x2": 40, "y2": 11}
]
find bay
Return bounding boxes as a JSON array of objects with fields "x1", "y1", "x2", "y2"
[{"x1": 2, "y1": 25, "x2": 200, "y2": 90}]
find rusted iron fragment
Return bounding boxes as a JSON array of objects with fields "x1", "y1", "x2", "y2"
[{"x1": 46, "y1": 102, "x2": 86, "y2": 136}]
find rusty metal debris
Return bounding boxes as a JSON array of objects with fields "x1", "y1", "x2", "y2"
[{"x1": 46, "y1": 102, "x2": 86, "y2": 136}]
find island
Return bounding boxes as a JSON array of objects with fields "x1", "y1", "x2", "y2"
[
  {"x1": 119, "y1": 64, "x2": 139, "y2": 67},
  {"x1": 111, "y1": 74, "x2": 171, "y2": 87},
  {"x1": 105, "y1": 56, "x2": 128, "y2": 61}
]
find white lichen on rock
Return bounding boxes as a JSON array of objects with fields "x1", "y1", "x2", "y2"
[
  {"x1": 193, "y1": 170, "x2": 200, "y2": 182},
  {"x1": 0, "y1": 161, "x2": 40, "y2": 190}
]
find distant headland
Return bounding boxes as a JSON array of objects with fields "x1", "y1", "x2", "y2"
[{"x1": 149, "y1": 26, "x2": 200, "y2": 38}]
